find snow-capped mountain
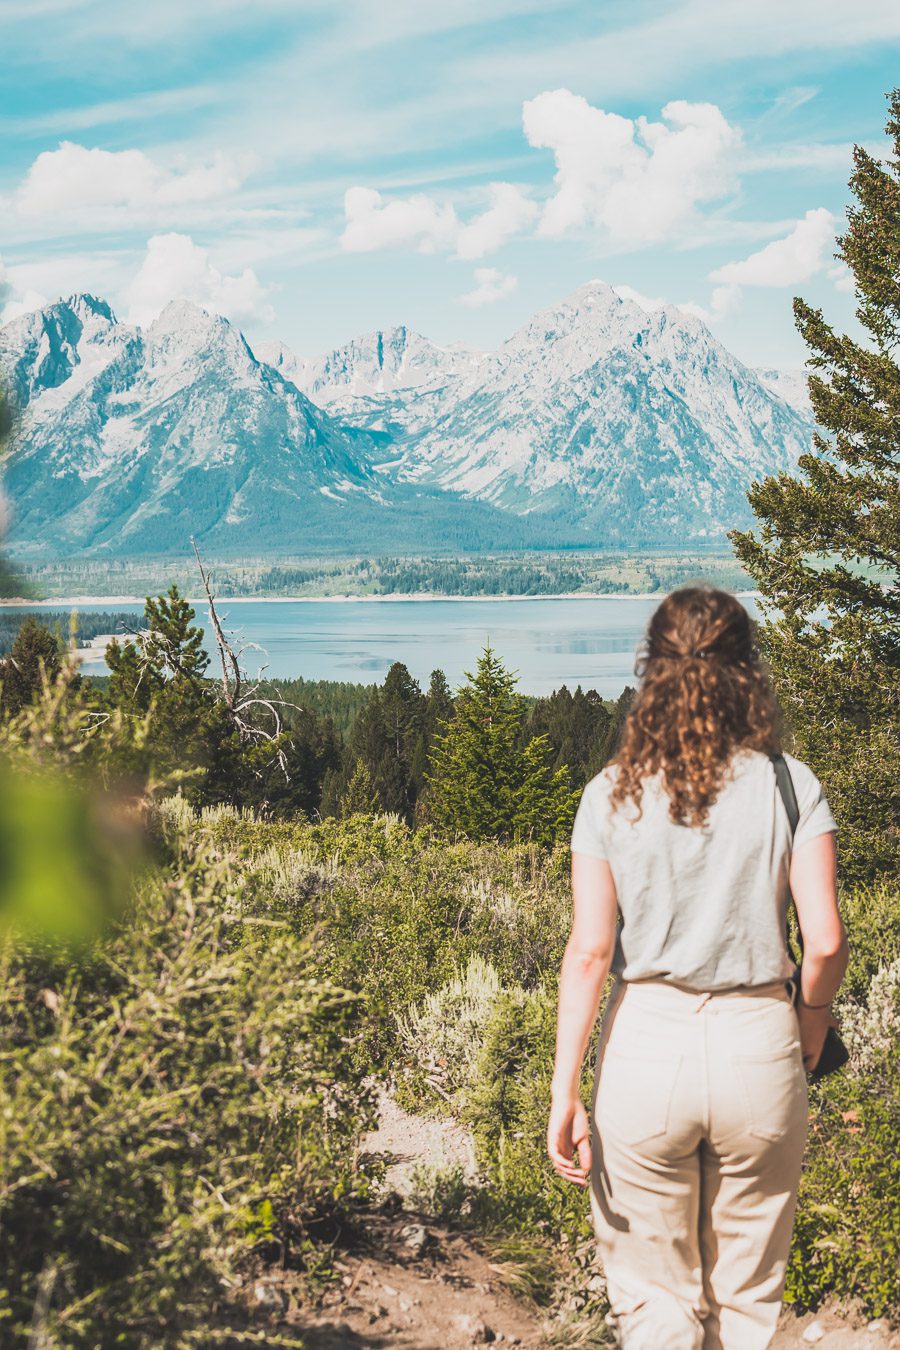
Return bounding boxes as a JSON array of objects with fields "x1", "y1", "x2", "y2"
[
  {"x1": 384, "y1": 282, "x2": 815, "y2": 538},
  {"x1": 254, "y1": 326, "x2": 484, "y2": 443},
  {"x1": 252, "y1": 338, "x2": 310, "y2": 390},
  {"x1": 258, "y1": 326, "x2": 483, "y2": 408},
  {"x1": 0, "y1": 295, "x2": 379, "y2": 555},
  {"x1": 0, "y1": 295, "x2": 544, "y2": 556},
  {"x1": 755, "y1": 367, "x2": 813, "y2": 417},
  {"x1": 0, "y1": 286, "x2": 816, "y2": 557}
]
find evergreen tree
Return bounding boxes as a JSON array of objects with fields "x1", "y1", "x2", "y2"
[
  {"x1": 240, "y1": 711, "x2": 341, "y2": 819},
  {"x1": 526, "y1": 684, "x2": 614, "y2": 781},
  {"x1": 377, "y1": 661, "x2": 426, "y2": 813},
  {"x1": 105, "y1": 586, "x2": 241, "y2": 803},
  {"x1": 0, "y1": 616, "x2": 63, "y2": 718},
  {"x1": 599, "y1": 686, "x2": 636, "y2": 766},
  {"x1": 425, "y1": 645, "x2": 578, "y2": 846},
  {"x1": 423, "y1": 669, "x2": 454, "y2": 739},
  {"x1": 730, "y1": 90, "x2": 900, "y2": 880},
  {"x1": 410, "y1": 669, "x2": 455, "y2": 816},
  {"x1": 340, "y1": 758, "x2": 379, "y2": 816},
  {"x1": 336, "y1": 662, "x2": 425, "y2": 819}
]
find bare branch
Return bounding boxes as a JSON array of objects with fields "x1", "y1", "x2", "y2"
[
  {"x1": 192, "y1": 536, "x2": 242, "y2": 707},
  {"x1": 190, "y1": 538, "x2": 305, "y2": 783}
]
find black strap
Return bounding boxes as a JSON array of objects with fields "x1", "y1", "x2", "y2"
[
  {"x1": 770, "y1": 753, "x2": 802, "y2": 965},
  {"x1": 771, "y1": 752, "x2": 800, "y2": 836}
]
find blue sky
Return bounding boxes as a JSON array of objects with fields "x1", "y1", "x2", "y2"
[{"x1": 1, "y1": 0, "x2": 899, "y2": 369}]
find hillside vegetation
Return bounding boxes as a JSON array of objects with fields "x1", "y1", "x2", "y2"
[{"x1": 0, "y1": 624, "x2": 896, "y2": 1345}]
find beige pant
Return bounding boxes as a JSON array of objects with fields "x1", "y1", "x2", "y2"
[{"x1": 590, "y1": 978, "x2": 808, "y2": 1350}]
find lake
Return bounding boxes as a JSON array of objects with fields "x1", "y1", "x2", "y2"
[{"x1": 18, "y1": 594, "x2": 761, "y2": 696}]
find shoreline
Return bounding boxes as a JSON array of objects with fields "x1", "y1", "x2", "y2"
[{"x1": 0, "y1": 589, "x2": 761, "y2": 607}]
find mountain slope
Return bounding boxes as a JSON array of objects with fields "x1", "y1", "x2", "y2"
[
  {"x1": 389, "y1": 282, "x2": 815, "y2": 541},
  {"x1": 2, "y1": 298, "x2": 547, "y2": 557},
  {"x1": 258, "y1": 326, "x2": 483, "y2": 407},
  {"x1": 755, "y1": 366, "x2": 813, "y2": 416},
  {"x1": 0, "y1": 296, "x2": 395, "y2": 556},
  {"x1": 0, "y1": 286, "x2": 817, "y2": 556}
]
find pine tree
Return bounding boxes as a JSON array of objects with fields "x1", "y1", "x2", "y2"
[
  {"x1": 526, "y1": 684, "x2": 614, "y2": 780},
  {"x1": 423, "y1": 669, "x2": 454, "y2": 738},
  {"x1": 425, "y1": 644, "x2": 578, "y2": 846},
  {"x1": 240, "y1": 710, "x2": 341, "y2": 819},
  {"x1": 336, "y1": 662, "x2": 425, "y2": 819},
  {"x1": 729, "y1": 89, "x2": 900, "y2": 881},
  {"x1": 340, "y1": 758, "x2": 379, "y2": 816},
  {"x1": 0, "y1": 616, "x2": 63, "y2": 718},
  {"x1": 105, "y1": 586, "x2": 241, "y2": 803},
  {"x1": 410, "y1": 669, "x2": 455, "y2": 815},
  {"x1": 599, "y1": 686, "x2": 636, "y2": 766}
]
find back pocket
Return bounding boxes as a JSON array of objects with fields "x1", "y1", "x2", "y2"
[
  {"x1": 734, "y1": 1046, "x2": 806, "y2": 1143},
  {"x1": 595, "y1": 1050, "x2": 682, "y2": 1146}
]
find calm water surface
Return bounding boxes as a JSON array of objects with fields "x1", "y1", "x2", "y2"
[{"x1": 25, "y1": 596, "x2": 760, "y2": 696}]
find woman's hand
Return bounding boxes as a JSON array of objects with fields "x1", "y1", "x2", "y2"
[
  {"x1": 547, "y1": 1093, "x2": 592, "y2": 1186},
  {"x1": 796, "y1": 1001, "x2": 838, "y2": 1073},
  {"x1": 547, "y1": 853, "x2": 616, "y2": 1187}
]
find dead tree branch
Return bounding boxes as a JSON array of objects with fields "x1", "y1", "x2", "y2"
[{"x1": 191, "y1": 538, "x2": 304, "y2": 781}]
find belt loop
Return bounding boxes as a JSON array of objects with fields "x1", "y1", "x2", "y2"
[{"x1": 694, "y1": 992, "x2": 712, "y2": 1011}]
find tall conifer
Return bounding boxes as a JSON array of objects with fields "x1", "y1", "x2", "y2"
[
  {"x1": 730, "y1": 90, "x2": 900, "y2": 879},
  {"x1": 426, "y1": 645, "x2": 577, "y2": 845}
]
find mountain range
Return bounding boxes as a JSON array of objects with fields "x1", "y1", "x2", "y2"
[{"x1": 0, "y1": 283, "x2": 816, "y2": 558}]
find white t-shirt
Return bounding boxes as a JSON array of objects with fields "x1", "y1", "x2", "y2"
[{"x1": 570, "y1": 748, "x2": 837, "y2": 990}]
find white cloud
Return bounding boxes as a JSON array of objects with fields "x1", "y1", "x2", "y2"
[
  {"x1": 613, "y1": 284, "x2": 667, "y2": 312},
  {"x1": 455, "y1": 183, "x2": 538, "y2": 260},
  {"x1": 341, "y1": 181, "x2": 535, "y2": 258},
  {"x1": 710, "y1": 207, "x2": 835, "y2": 287},
  {"x1": 522, "y1": 90, "x2": 740, "y2": 244},
  {"x1": 614, "y1": 281, "x2": 740, "y2": 326},
  {"x1": 828, "y1": 262, "x2": 854, "y2": 295},
  {"x1": 460, "y1": 267, "x2": 518, "y2": 306},
  {"x1": 677, "y1": 284, "x2": 741, "y2": 325},
  {"x1": 125, "y1": 233, "x2": 274, "y2": 327},
  {"x1": 0, "y1": 255, "x2": 47, "y2": 325},
  {"x1": 459, "y1": 2, "x2": 900, "y2": 112},
  {"x1": 769, "y1": 85, "x2": 820, "y2": 115},
  {"x1": 341, "y1": 185, "x2": 458, "y2": 254},
  {"x1": 16, "y1": 141, "x2": 246, "y2": 217}
]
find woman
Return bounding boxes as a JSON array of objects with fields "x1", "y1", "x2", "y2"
[{"x1": 547, "y1": 586, "x2": 847, "y2": 1350}]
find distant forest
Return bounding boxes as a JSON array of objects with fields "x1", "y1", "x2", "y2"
[
  {"x1": 6, "y1": 549, "x2": 753, "y2": 601},
  {"x1": 0, "y1": 609, "x2": 137, "y2": 655}
]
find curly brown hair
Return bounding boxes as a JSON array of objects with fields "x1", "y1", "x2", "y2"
[{"x1": 609, "y1": 586, "x2": 784, "y2": 828}]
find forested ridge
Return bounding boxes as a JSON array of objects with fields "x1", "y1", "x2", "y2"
[{"x1": 4, "y1": 548, "x2": 753, "y2": 602}]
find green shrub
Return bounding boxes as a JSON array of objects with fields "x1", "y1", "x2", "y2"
[
  {"x1": 152, "y1": 801, "x2": 900, "y2": 1323},
  {"x1": 396, "y1": 954, "x2": 504, "y2": 1109},
  {"x1": 840, "y1": 957, "x2": 900, "y2": 1074},
  {"x1": 0, "y1": 827, "x2": 380, "y2": 1348},
  {"x1": 838, "y1": 879, "x2": 900, "y2": 1001},
  {"x1": 171, "y1": 802, "x2": 573, "y2": 1072},
  {"x1": 786, "y1": 1052, "x2": 900, "y2": 1315},
  {"x1": 464, "y1": 981, "x2": 593, "y2": 1242}
]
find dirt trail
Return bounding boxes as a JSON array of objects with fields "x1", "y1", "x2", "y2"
[
  {"x1": 275, "y1": 1210, "x2": 549, "y2": 1348},
  {"x1": 266, "y1": 1091, "x2": 897, "y2": 1349}
]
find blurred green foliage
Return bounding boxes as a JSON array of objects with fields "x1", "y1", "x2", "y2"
[{"x1": 0, "y1": 818, "x2": 379, "y2": 1347}]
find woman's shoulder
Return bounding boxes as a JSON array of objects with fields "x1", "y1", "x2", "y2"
[
  {"x1": 734, "y1": 747, "x2": 830, "y2": 816},
  {"x1": 780, "y1": 750, "x2": 829, "y2": 806},
  {"x1": 732, "y1": 746, "x2": 819, "y2": 781},
  {"x1": 580, "y1": 762, "x2": 620, "y2": 799}
]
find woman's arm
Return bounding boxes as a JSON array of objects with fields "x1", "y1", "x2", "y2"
[
  {"x1": 546, "y1": 851, "x2": 619, "y2": 1186},
  {"x1": 790, "y1": 830, "x2": 849, "y2": 1070}
]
